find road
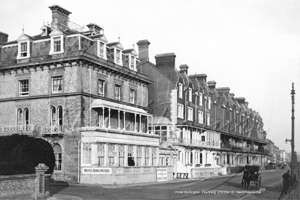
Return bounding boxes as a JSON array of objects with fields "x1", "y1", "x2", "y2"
[{"x1": 49, "y1": 169, "x2": 287, "y2": 200}]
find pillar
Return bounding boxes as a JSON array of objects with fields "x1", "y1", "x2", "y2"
[
  {"x1": 102, "y1": 106, "x2": 105, "y2": 128},
  {"x1": 35, "y1": 163, "x2": 49, "y2": 199},
  {"x1": 108, "y1": 108, "x2": 111, "y2": 128},
  {"x1": 118, "y1": 110, "x2": 120, "y2": 129},
  {"x1": 123, "y1": 111, "x2": 126, "y2": 130}
]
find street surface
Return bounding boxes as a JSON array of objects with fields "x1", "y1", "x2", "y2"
[{"x1": 48, "y1": 169, "x2": 286, "y2": 200}]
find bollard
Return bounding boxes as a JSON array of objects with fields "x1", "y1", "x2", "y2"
[{"x1": 35, "y1": 163, "x2": 49, "y2": 199}]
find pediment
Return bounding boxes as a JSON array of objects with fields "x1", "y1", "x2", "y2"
[
  {"x1": 17, "y1": 34, "x2": 31, "y2": 42},
  {"x1": 49, "y1": 29, "x2": 64, "y2": 37}
]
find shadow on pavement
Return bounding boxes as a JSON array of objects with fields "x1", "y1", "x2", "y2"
[{"x1": 49, "y1": 180, "x2": 70, "y2": 197}]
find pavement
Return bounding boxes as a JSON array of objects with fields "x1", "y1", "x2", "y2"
[{"x1": 47, "y1": 169, "x2": 281, "y2": 200}]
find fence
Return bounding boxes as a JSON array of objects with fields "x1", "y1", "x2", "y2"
[{"x1": 0, "y1": 163, "x2": 50, "y2": 199}]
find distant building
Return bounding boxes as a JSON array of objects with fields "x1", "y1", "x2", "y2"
[{"x1": 138, "y1": 40, "x2": 268, "y2": 178}]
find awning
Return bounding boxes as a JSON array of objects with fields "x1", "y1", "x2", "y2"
[{"x1": 91, "y1": 99, "x2": 151, "y2": 116}]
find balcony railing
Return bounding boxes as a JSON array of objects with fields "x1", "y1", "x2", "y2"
[
  {"x1": 166, "y1": 138, "x2": 221, "y2": 148},
  {"x1": 42, "y1": 126, "x2": 65, "y2": 136},
  {"x1": 1, "y1": 125, "x2": 36, "y2": 135}
]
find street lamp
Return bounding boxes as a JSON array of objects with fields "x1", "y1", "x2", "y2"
[{"x1": 290, "y1": 83, "x2": 295, "y2": 178}]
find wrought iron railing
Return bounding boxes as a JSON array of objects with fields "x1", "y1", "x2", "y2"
[
  {"x1": 42, "y1": 126, "x2": 64, "y2": 135},
  {"x1": 1, "y1": 124, "x2": 36, "y2": 134}
]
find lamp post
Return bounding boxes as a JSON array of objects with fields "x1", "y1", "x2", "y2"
[{"x1": 291, "y1": 83, "x2": 295, "y2": 177}]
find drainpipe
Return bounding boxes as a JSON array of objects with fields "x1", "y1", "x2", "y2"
[{"x1": 77, "y1": 139, "x2": 81, "y2": 184}]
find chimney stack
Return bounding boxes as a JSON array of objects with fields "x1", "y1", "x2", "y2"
[
  {"x1": 179, "y1": 64, "x2": 189, "y2": 74},
  {"x1": 207, "y1": 81, "x2": 216, "y2": 90},
  {"x1": 155, "y1": 53, "x2": 177, "y2": 83},
  {"x1": 0, "y1": 31, "x2": 8, "y2": 45},
  {"x1": 137, "y1": 40, "x2": 150, "y2": 61},
  {"x1": 49, "y1": 5, "x2": 72, "y2": 31}
]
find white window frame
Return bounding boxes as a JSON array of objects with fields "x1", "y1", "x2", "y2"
[
  {"x1": 199, "y1": 93, "x2": 203, "y2": 106},
  {"x1": 179, "y1": 83, "x2": 183, "y2": 98},
  {"x1": 17, "y1": 41, "x2": 30, "y2": 59},
  {"x1": 52, "y1": 76, "x2": 63, "y2": 93},
  {"x1": 198, "y1": 110, "x2": 203, "y2": 124},
  {"x1": 98, "y1": 79, "x2": 105, "y2": 96},
  {"x1": 177, "y1": 103, "x2": 184, "y2": 118},
  {"x1": 189, "y1": 88, "x2": 192, "y2": 102},
  {"x1": 115, "y1": 85, "x2": 121, "y2": 100},
  {"x1": 97, "y1": 41, "x2": 107, "y2": 59},
  {"x1": 130, "y1": 89, "x2": 136, "y2": 104},
  {"x1": 208, "y1": 97, "x2": 211, "y2": 110},
  {"x1": 130, "y1": 55, "x2": 135, "y2": 70},
  {"x1": 16, "y1": 34, "x2": 31, "y2": 60},
  {"x1": 82, "y1": 143, "x2": 92, "y2": 165},
  {"x1": 50, "y1": 34, "x2": 64, "y2": 55},
  {"x1": 115, "y1": 48, "x2": 122, "y2": 65},
  {"x1": 19, "y1": 79, "x2": 29, "y2": 96},
  {"x1": 188, "y1": 107, "x2": 193, "y2": 121},
  {"x1": 207, "y1": 113, "x2": 210, "y2": 126}
]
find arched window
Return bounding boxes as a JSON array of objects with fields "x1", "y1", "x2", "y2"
[
  {"x1": 57, "y1": 106, "x2": 63, "y2": 126},
  {"x1": 17, "y1": 109, "x2": 23, "y2": 125},
  {"x1": 24, "y1": 108, "x2": 29, "y2": 125},
  {"x1": 51, "y1": 106, "x2": 56, "y2": 126},
  {"x1": 53, "y1": 144, "x2": 62, "y2": 171}
]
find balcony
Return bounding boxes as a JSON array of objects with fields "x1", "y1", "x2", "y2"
[
  {"x1": 0, "y1": 125, "x2": 37, "y2": 136},
  {"x1": 42, "y1": 126, "x2": 65, "y2": 136},
  {"x1": 221, "y1": 142, "x2": 232, "y2": 150},
  {"x1": 167, "y1": 138, "x2": 221, "y2": 148}
]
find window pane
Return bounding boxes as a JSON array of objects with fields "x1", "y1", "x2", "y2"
[
  {"x1": 54, "y1": 37, "x2": 61, "y2": 52},
  {"x1": 19, "y1": 80, "x2": 29, "y2": 96},
  {"x1": 52, "y1": 76, "x2": 63, "y2": 92},
  {"x1": 83, "y1": 143, "x2": 91, "y2": 164}
]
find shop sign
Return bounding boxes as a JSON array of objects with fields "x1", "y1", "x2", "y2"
[
  {"x1": 82, "y1": 168, "x2": 112, "y2": 174},
  {"x1": 157, "y1": 168, "x2": 168, "y2": 182}
]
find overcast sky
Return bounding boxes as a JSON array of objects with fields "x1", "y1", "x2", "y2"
[{"x1": 1, "y1": 0, "x2": 300, "y2": 153}]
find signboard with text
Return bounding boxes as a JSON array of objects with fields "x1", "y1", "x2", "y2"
[
  {"x1": 82, "y1": 168, "x2": 112, "y2": 174},
  {"x1": 157, "y1": 168, "x2": 168, "y2": 182}
]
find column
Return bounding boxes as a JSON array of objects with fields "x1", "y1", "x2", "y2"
[
  {"x1": 152, "y1": 117, "x2": 154, "y2": 134},
  {"x1": 108, "y1": 108, "x2": 111, "y2": 128},
  {"x1": 134, "y1": 113, "x2": 137, "y2": 132},
  {"x1": 123, "y1": 111, "x2": 126, "y2": 130},
  {"x1": 147, "y1": 116, "x2": 149, "y2": 134},
  {"x1": 224, "y1": 153, "x2": 227, "y2": 165},
  {"x1": 118, "y1": 110, "x2": 120, "y2": 129},
  {"x1": 192, "y1": 150, "x2": 196, "y2": 165},
  {"x1": 102, "y1": 107, "x2": 105, "y2": 128},
  {"x1": 139, "y1": 114, "x2": 142, "y2": 133}
]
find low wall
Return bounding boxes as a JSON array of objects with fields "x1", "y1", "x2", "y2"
[
  {"x1": 226, "y1": 166, "x2": 244, "y2": 174},
  {"x1": 0, "y1": 174, "x2": 36, "y2": 197},
  {"x1": 80, "y1": 166, "x2": 174, "y2": 185},
  {"x1": 190, "y1": 167, "x2": 222, "y2": 178},
  {"x1": 0, "y1": 163, "x2": 50, "y2": 198}
]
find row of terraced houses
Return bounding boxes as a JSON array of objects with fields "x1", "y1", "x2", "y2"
[{"x1": 0, "y1": 5, "x2": 267, "y2": 184}]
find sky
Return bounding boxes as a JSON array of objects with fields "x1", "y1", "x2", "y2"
[{"x1": 1, "y1": 0, "x2": 300, "y2": 153}]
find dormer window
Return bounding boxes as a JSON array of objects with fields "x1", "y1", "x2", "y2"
[
  {"x1": 54, "y1": 37, "x2": 61, "y2": 52},
  {"x1": 49, "y1": 30, "x2": 64, "y2": 55},
  {"x1": 116, "y1": 49, "x2": 121, "y2": 64},
  {"x1": 130, "y1": 55, "x2": 135, "y2": 70},
  {"x1": 97, "y1": 41, "x2": 107, "y2": 59},
  {"x1": 20, "y1": 42, "x2": 28, "y2": 57},
  {"x1": 17, "y1": 34, "x2": 31, "y2": 59},
  {"x1": 178, "y1": 83, "x2": 183, "y2": 98},
  {"x1": 199, "y1": 93, "x2": 203, "y2": 106}
]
